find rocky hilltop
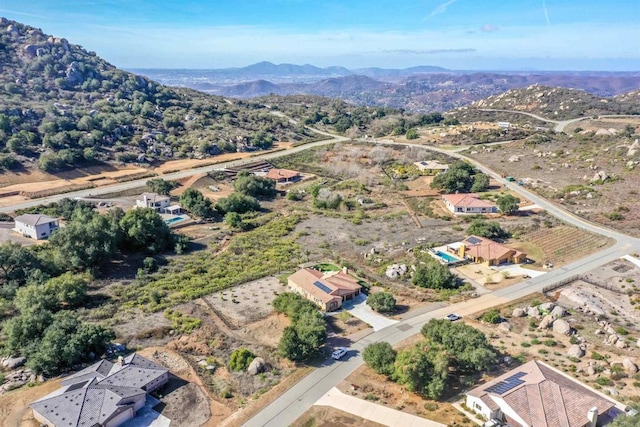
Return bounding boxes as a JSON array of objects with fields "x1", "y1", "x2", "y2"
[{"x1": 0, "y1": 19, "x2": 310, "y2": 172}]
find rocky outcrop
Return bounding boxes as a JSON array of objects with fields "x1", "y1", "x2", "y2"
[
  {"x1": 512, "y1": 307, "x2": 526, "y2": 317},
  {"x1": 552, "y1": 319, "x2": 572, "y2": 335},
  {"x1": 615, "y1": 339, "x2": 627, "y2": 349},
  {"x1": 605, "y1": 334, "x2": 620, "y2": 346},
  {"x1": 498, "y1": 322, "x2": 512, "y2": 332},
  {"x1": 567, "y1": 344, "x2": 585, "y2": 358},
  {"x1": 550, "y1": 305, "x2": 566, "y2": 318},
  {"x1": 538, "y1": 315, "x2": 555, "y2": 330},
  {"x1": 0, "y1": 368, "x2": 38, "y2": 394},
  {"x1": 539, "y1": 302, "x2": 555, "y2": 312},
  {"x1": 623, "y1": 358, "x2": 638, "y2": 374},
  {"x1": 247, "y1": 357, "x2": 266, "y2": 375},
  {"x1": 1, "y1": 356, "x2": 26, "y2": 369},
  {"x1": 527, "y1": 306, "x2": 541, "y2": 318}
]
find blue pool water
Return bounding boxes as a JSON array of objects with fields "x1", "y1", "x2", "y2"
[
  {"x1": 165, "y1": 217, "x2": 185, "y2": 225},
  {"x1": 433, "y1": 251, "x2": 460, "y2": 263}
]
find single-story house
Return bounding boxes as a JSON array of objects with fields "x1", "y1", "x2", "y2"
[
  {"x1": 466, "y1": 359, "x2": 624, "y2": 427},
  {"x1": 442, "y1": 193, "x2": 497, "y2": 214},
  {"x1": 288, "y1": 268, "x2": 363, "y2": 312},
  {"x1": 414, "y1": 160, "x2": 449, "y2": 174},
  {"x1": 31, "y1": 353, "x2": 169, "y2": 427},
  {"x1": 13, "y1": 214, "x2": 59, "y2": 240},
  {"x1": 266, "y1": 168, "x2": 302, "y2": 183},
  {"x1": 451, "y1": 235, "x2": 527, "y2": 266},
  {"x1": 136, "y1": 192, "x2": 171, "y2": 211}
]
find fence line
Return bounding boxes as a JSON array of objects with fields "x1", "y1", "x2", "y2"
[{"x1": 542, "y1": 274, "x2": 627, "y2": 295}]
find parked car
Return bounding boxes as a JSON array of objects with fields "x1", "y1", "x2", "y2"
[
  {"x1": 483, "y1": 419, "x2": 502, "y2": 427},
  {"x1": 444, "y1": 313, "x2": 461, "y2": 321},
  {"x1": 332, "y1": 347, "x2": 348, "y2": 360},
  {"x1": 522, "y1": 274, "x2": 531, "y2": 279}
]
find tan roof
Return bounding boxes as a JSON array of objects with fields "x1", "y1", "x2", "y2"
[
  {"x1": 137, "y1": 192, "x2": 170, "y2": 203},
  {"x1": 442, "y1": 193, "x2": 496, "y2": 209},
  {"x1": 415, "y1": 160, "x2": 449, "y2": 170},
  {"x1": 463, "y1": 235, "x2": 524, "y2": 261},
  {"x1": 266, "y1": 168, "x2": 300, "y2": 180},
  {"x1": 288, "y1": 268, "x2": 362, "y2": 304},
  {"x1": 468, "y1": 360, "x2": 617, "y2": 427}
]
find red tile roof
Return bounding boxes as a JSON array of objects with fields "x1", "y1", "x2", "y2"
[
  {"x1": 463, "y1": 235, "x2": 524, "y2": 261},
  {"x1": 288, "y1": 268, "x2": 362, "y2": 304},
  {"x1": 442, "y1": 193, "x2": 496, "y2": 209},
  {"x1": 266, "y1": 168, "x2": 300, "y2": 180}
]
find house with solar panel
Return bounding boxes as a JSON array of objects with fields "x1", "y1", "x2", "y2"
[
  {"x1": 30, "y1": 353, "x2": 169, "y2": 427},
  {"x1": 466, "y1": 360, "x2": 626, "y2": 427},
  {"x1": 446, "y1": 235, "x2": 527, "y2": 266},
  {"x1": 287, "y1": 268, "x2": 363, "y2": 312}
]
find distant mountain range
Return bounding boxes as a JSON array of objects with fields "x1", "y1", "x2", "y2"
[{"x1": 133, "y1": 63, "x2": 640, "y2": 113}]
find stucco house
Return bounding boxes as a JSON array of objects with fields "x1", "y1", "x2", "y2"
[
  {"x1": 135, "y1": 192, "x2": 171, "y2": 211},
  {"x1": 446, "y1": 235, "x2": 527, "y2": 266},
  {"x1": 414, "y1": 160, "x2": 449, "y2": 174},
  {"x1": 31, "y1": 353, "x2": 169, "y2": 427},
  {"x1": 288, "y1": 268, "x2": 362, "y2": 312},
  {"x1": 13, "y1": 214, "x2": 59, "y2": 240},
  {"x1": 266, "y1": 168, "x2": 301, "y2": 183},
  {"x1": 442, "y1": 193, "x2": 497, "y2": 214},
  {"x1": 466, "y1": 360, "x2": 625, "y2": 427}
]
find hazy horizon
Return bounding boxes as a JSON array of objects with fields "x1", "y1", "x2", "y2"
[{"x1": 1, "y1": 0, "x2": 639, "y2": 71}]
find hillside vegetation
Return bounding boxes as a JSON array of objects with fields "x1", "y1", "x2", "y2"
[
  {"x1": 470, "y1": 84, "x2": 639, "y2": 120},
  {"x1": 0, "y1": 18, "x2": 313, "y2": 172}
]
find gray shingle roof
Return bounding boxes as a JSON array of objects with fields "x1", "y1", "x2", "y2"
[
  {"x1": 14, "y1": 213, "x2": 58, "y2": 226},
  {"x1": 31, "y1": 354, "x2": 167, "y2": 427}
]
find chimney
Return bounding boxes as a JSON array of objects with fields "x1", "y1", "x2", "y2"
[
  {"x1": 342, "y1": 266, "x2": 348, "y2": 274},
  {"x1": 143, "y1": 194, "x2": 148, "y2": 207},
  {"x1": 587, "y1": 407, "x2": 598, "y2": 427},
  {"x1": 117, "y1": 356, "x2": 124, "y2": 365}
]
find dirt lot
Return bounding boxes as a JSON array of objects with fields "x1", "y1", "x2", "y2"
[
  {"x1": 465, "y1": 123, "x2": 640, "y2": 236},
  {"x1": 292, "y1": 405, "x2": 386, "y2": 427},
  {"x1": 0, "y1": 378, "x2": 62, "y2": 427}
]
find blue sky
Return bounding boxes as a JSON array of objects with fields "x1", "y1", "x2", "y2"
[{"x1": 1, "y1": 0, "x2": 639, "y2": 70}]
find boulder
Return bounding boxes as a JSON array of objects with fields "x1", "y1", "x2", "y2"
[
  {"x1": 527, "y1": 306, "x2": 541, "y2": 318},
  {"x1": 538, "y1": 315, "x2": 555, "y2": 330},
  {"x1": 623, "y1": 358, "x2": 638, "y2": 374},
  {"x1": 607, "y1": 387, "x2": 619, "y2": 396},
  {"x1": 247, "y1": 357, "x2": 266, "y2": 375},
  {"x1": 567, "y1": 344, "x2": 585, "y2": 358},
  {"x1": 615, "y1": 339, "x2": 627, "y2": 349},
  {"x1": 539, "y1": 302, "x2": 556, "y2": 312},
  {"x1": 550, "y1": 305, "x2": 566, "y2": 318},
  {"x1": 594, "y1": 329, "x2": 605, "y2": 335},
  {"x1": 587, "y1": 365, "x2": 596, "y2": 376},
  {"x1": 498, "y1": 322, "x2": 512, "y2": 332},
  {"x1": 606, "y1": 335, "x2": 619, "y2": 346},
  {"x1": 552, "y1": 319, "x2": 572, "y2": 335},
  {"x1": 637, "y1": 338, "x2": 640, "y2": 348},
  {"x1": 2, "y1": 356, "x2": 26, "y2": 369},
  {"x1": 512, "y1": 307, "x2": 526, "y2": 317}
]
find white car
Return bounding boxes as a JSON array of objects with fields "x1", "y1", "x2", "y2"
[
  {"x1": 332, "y1": 347, "x2": 348, "y2": 360},
  {"x1": 445, "y1": 313, "x2": 462, "y2": 321}
]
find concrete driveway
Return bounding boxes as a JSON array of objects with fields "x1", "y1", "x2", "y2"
[
  {"x1": 120, "y1": 397, "x2": 170, "y2": 427},
  {"x1": 492, "y1": 263, "x2": 546, "y2": 278},
  {"x1": 341, "y1": 294, "x2": 398, "y2": 331}
]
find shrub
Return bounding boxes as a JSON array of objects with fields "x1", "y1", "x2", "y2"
[
  {"x1": 543, "y1": 339, "x2": 557, "y2": 347},
  {"x1": 366, "y1": 292, "x2": 396, "y2": 313},
  {"x1": 228, "y1": 348, "x2": 256, "y2": 372},
  {"x1": 481, "y1": 309, "x2": 501, "y2": 324},
  {"x1": 595, "y1": 377, "x2": 613, "y2": 386},
  {"x1": 363, "y1": 342, "x2": 397, "y2": 376}
]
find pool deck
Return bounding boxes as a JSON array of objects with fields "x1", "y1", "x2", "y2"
[{"x1": 429, "y1": 245, "x2": 465, "y2": 264}]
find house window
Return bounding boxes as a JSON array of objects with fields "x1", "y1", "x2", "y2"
[{"x1": 474, "y1": 402, "x2": 482, "y2": 411}]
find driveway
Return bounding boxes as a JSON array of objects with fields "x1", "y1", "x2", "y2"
[
  {"x1": 341, "y1": 294, "x2": 398, "y2": 331},
  {"x1": 120, "y1": 397, "x2": 170, "y2": 427},
  {"x1": 492, "y1": 263, "x2": 546, "y2": 278}
]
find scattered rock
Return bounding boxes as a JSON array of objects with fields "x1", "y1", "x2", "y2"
[
  {"x1": 539, "y1": 302, "x2": 556, "y2": 312},
  {"x1": 607, "y1": 387, "x2": 619, "y2": 396},
  {"x1": 512, "y1": 307, "x2": 526, "y2": 317},
  {"x1": 587, "y1": 365, "x2": 596, "y2": 376},
  {"x1": 550, "y1": 305, "x2": 566, "y2": 318},
  {"x1": 615, "y1": 339, "x2": 627, "y2": 349},
  {"x1": 590, "y1": 170, "x2": 610, "y2": 182},
  {"x1": 552, "y1": 319, "x2": 572, "y2": 335},
  {"x1": 247, "y1": 357, "x2": 266, "y2": 375},
  {"x1": 622, "y1": 358, "x2": 638, "y2": 374},
  {"x1": 527, "y1": 306, "x2": 541, "y2": 318},
  {"x1": 594, "y1": 329, "x2": 605, "y2": 335},
  {"x1": 605, "y1": 334, "x2": 619, "y2": 346},
  {"x1": 498, "y1": 322, "x2": 512, "y2": 332},
  {"x1": 567, "y1": 344, "x2": 585, "y2": 358},
  {"x1": 2, "y1": 357, "x2": 26, "y2": 369},
  {"x1": 538, "y1": 315, "x2": 555, "y2": 330}
]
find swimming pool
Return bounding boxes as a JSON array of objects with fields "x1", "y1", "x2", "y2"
[
  {"x1": 164, "y1": 216, "x2": 185, "y2": 225},
  {"x1": 433, "y1": 250, "x2": 461, "y2": 263}
]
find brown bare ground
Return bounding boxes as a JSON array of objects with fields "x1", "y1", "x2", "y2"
[
  {"x1": 292, "y1": 405, "x2": 386, "y2": 427},
  {"x1": 0, "y1": 378, "x2": 62, "y2": 427}
]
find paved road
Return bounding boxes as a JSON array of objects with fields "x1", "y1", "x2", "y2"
[
  {"x1": 479, "y1": 109, "x2": 639, "y2": 132},
  {"x1": 244, "y1": 133, "x2": 640, "y2": 426}
]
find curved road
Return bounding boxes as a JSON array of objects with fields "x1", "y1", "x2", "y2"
[{"x1": 479, "y1": 109, "x2": 639, "y2": 132}]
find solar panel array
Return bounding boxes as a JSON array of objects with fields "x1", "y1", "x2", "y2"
[
  {"x1": 466, "y1": 236, "x2": 482, "y2": 245},
  {"x1": 484, "y1": 372, "x2": 527, "y2": 395},
  {"x1": 313, "y1": 280, "x2": 333, "y2": 294}
]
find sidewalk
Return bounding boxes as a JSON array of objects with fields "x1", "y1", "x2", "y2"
[{"x1": 315, "y1": 387, "x2": 446, "y2": 427}]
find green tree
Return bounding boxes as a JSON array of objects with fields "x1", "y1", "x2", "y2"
[
  {"x1": 120, "y1": 208, "x2": 174, "y2": 253},
  {"x1": 216, "y1": 192, "x2": 260, "y2": 214},
  {"x1": 430, "y1": 161, "x2": 476, "y2": 193},
  {"x1": 470, "y1": 173, "x2": 489, "y2": 192},
  {"x1": 363, "y1": 342, "x2": 397, "y2": 376},
  {"x1": 47, "y1": 210, "x2": 118, "y2": 271},
  {"x1": 275, "y1": 292, "x2": 326, "y2": 361},
  {"x1": 481, "y1": 309, "x2": 502, "y2": 324},
  {"x1": 405, "y1": 128, "x2": 419, "y2": 140},
  {"x1": 278, "y1": 327, "x2": 305, "y2": 361},
  {"x1": 393, "y1": 345, "x2": 437, "y2": 395},
  {"x1": 0, "y1": 243, "x2": 40, "y2": 286},
  {"x1": 2, "y1": 306, "x2": 54, "y2": 354},
  {"x1": 43, "y1": 272, "x2": 88, "y2": 308},
  {"x1": 179, "y1": 188, "x2": 216, "y2": 218},
  {"x1": 609, "y1": 413, "x2": 640, "y2": 427},
  {"x1": 496, "y1": 194, "x2": 520, "y2": 215},
  {"x1": 466, "y1": 219, "x2": 508, "y2": 239},
  {"x1": 146, "y1": 178, "x2": 177, "y2": 195},
  {"x1": 234, "y1": 171, "x2": 277, "y2": 198},
  {"x1": 412, "y1": 259, "x2": 459, "y2": 290},
  {"x1": 228, "y1": 348, "x2": 256, "y2": 371},
  {"x1": 366, "y1": 292, "x2": 396, "y2": 312}
]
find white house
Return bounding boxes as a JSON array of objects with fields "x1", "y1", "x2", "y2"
[
  {"x1": 13, "y1": 214, "x2": 59, "y2": 240},
  {"x1": 442, "y1": 193, "x2": 497, "y2": 214},
  {"x1": 136, "y1": 192, "x2": 171, "y2": 211},
  {"x1": 414, "y1": 160, "x2": 449, "y2": 174}
]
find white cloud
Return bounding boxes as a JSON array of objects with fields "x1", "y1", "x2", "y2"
[
  {"x1": 480, "y1": 24, "x2": 499, "y2": 32},
  {"x1": 427, "y1": 0, "x2": 457, "y2": 19}
]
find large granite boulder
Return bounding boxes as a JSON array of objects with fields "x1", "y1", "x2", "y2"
[
  {"x1": 538, "y1": 315, "x2": 555, "y2": 330},
  {"x1": 550, "y1": 305, "x2": 566, "y2": 318},
  {"x1": 567, "y1": 345, "x2": 585, "y2": 358},
  {"x1": 498, "y1": 322, "x2": 512, "y2": 332},
  {"x1": 527, "y1": 306, "x2": 541, "y2": 318},
  {"x1": 552, "y1": 319, "x2": 572, "y2": 335},
  {"x1": 539, "y1": 302, "x2": 556, "y2": 312},
  {"x1": 605, "y1": 334, "x2": 619, "y2": 346},
  {"x1": 1, "y1": 356, "x2": 26, "y2": 369},
  {"x1": 247, "y1": 357, "x2": 266, "y2": 375},
  {"x1": 615, "y1": 339, "x2": 627, "y2": 349},
  {"x1": 623, "y1": 358, "x2": 638, "y2": 374},
  {"x1": 512, "y1": 307, "x2": 526, "y2": 317}
]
